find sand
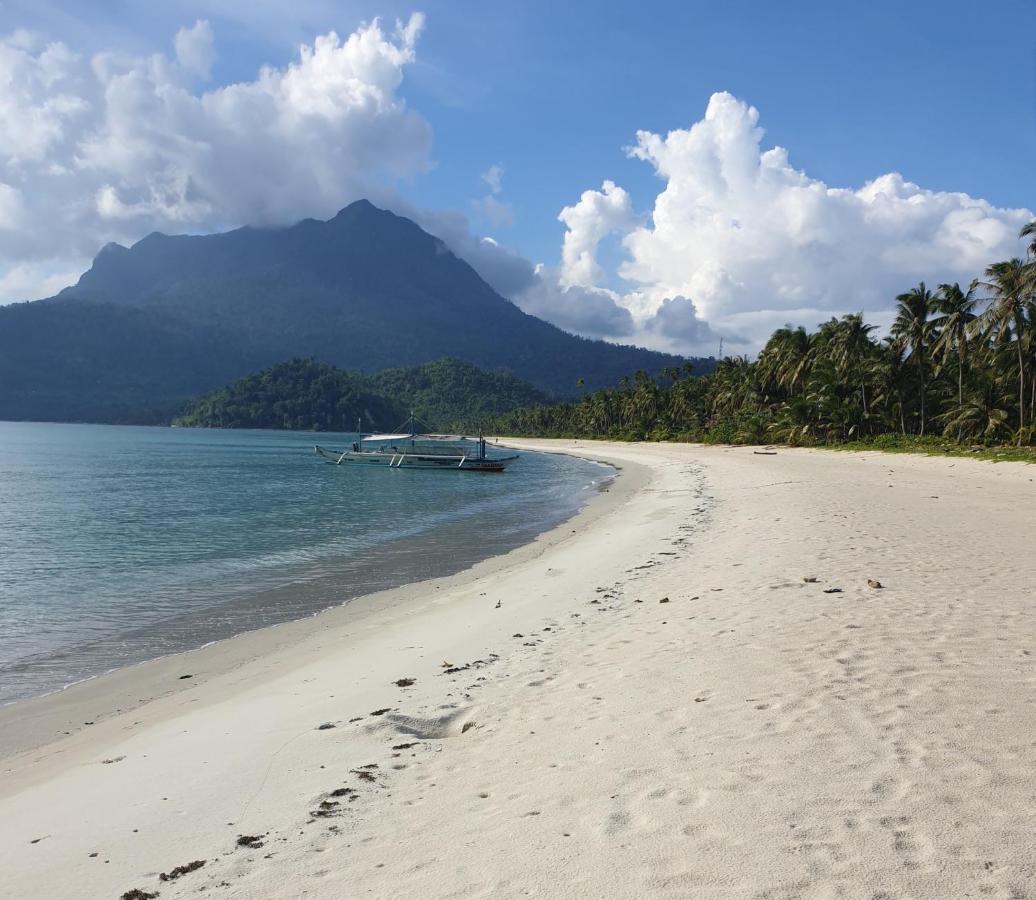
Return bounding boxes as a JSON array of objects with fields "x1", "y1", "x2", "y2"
[{"x1": 1, "y1": 441, "x2": 1034, "y2": 899}]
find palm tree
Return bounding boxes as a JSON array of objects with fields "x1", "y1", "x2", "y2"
[
  {"x1": 936, "y1": 376, "x2": 1012, "y2": 443},
  {"x1": 891, "y1": 282, "x2": 935, "y2": 435},
  {"x1": 828, "y1": 313, "x2": 878, "y2": 418},
  {"x1": 1021, "y1": 220, "x2": 1036, "y2": 259},
  {"x1": 708, "y1": 356, "x2": 759, "y2": 421},
  {"x1": 888, "y1": 338, "x2": 912, "y2": 434},
  {"x1": 932, "y1": 281, "x2": 980, "y2": 410},
  {"x1": 758, "y1": 326, "x2": 812, "y2": 397},
  {"x1": 979, "y1": 260, "x2": 1031, "y2": 442}
]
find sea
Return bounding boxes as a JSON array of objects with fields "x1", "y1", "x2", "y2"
[{"x1": 0, "y1": 422, "x2": 612, "y2": 706}]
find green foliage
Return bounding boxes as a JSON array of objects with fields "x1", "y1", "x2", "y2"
[
  {"x1": 829, "y1": 434, "x2": 1036, "y2": 464},
  {"x1": 369, "y1": 358, "x2": 549, "y2": 431},
  {"x1": 492, "y1": 225, "x2": 1036, "y2": 455},
  {"x1": 173, "y1": 358, "x2": 399, "y2": 431},
  {"x1": 173, "y1": 357, "x2": 547, "y2": 432}
]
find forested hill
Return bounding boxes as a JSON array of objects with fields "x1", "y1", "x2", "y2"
[
  {"x1": 0, "y1": 200, "x2": 694, "y2": 424},
  {"x1": 369, "y1": 358, "x2": 549, "y2": 427},
  {"x1": 173, "y1": 358, "x2": 550, "y2": 432}
]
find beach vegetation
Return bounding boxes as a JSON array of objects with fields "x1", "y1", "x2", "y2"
[{"x1": 492, "y1": 223, "x2": 1036, "y2": 457}]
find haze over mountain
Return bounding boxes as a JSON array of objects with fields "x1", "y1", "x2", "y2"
[{"x1": 0, "y1": 201, "x2": 694, "y2": 424}]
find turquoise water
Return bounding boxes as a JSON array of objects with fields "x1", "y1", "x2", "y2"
[{"x1": 0, "y1": 423, "x2": 611, "y2": 705}]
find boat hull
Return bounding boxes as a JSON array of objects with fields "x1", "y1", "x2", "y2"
[{"x1": 314, "y1": 445, "x2": 516, "y2": 472}]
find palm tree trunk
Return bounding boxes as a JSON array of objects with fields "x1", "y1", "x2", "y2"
[
  {"x1": 1017, "y1": 338, "x2": 1026, "y2": 445},
  {"x1": 957, "y1": 354, "x2": 964, "y2": 443},
  {"x1": 919, "y1": 353, "x2": 926, "y2": 436},
  {"x1": 1030, "y1": 374, "x2": 1035, "y2": 433}
]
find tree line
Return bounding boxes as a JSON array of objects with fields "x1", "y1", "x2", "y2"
[{"x1": 493, "y1": 222, "x2": 1036, "y2": 448}]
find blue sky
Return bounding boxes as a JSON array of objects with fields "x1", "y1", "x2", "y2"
[{"x1": 1, "y1": 0, "x2": 1033, "y2": 350}]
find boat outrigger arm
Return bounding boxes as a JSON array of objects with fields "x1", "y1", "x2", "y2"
[{"x1": 314, "y1": 414, "x2": 518, "y2": 472}]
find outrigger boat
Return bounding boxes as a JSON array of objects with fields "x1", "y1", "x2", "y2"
[{"x1": 314, "y1": 416, "x2": 518, "y2": 473}]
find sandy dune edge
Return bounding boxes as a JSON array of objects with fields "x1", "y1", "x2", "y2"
[{"x1": 1, "y1": 442, "x2": 1034, "y2": 899}]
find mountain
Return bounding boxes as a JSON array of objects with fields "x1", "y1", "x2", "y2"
[
  {"x1": 173, "y1": 357, "x2": 550, "y2": 432},
  {"x1": 0, "y1": 200, "x2": 690, "y2": 424}
]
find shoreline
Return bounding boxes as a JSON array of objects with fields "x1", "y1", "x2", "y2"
[
  {"x1": 0, "y1": 432, "x2": 613, "y2": 708},
  {"x1": 3, "y1": 440, "x2": 1034, "y2": 899},
  {"x1": 0, "y1": 443, "x2": 637, "y2": 763}
]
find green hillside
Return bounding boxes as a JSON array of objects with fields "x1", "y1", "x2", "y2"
[
  {"x1": 369, "y1": 358, "x2": 549, "y2": 430},
  {"x1": 173, "y1": 357, "x2": 549, "y2": 432}
]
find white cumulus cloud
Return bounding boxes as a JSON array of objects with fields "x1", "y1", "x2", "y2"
[
  {"x1": 558, "y1": 179, "x2": 637, "y2": 289},
  {"x1": 549, "y1": 91, "x2": 1033, "y2": 354},
  {"x1": 0, "y1": 14, "x2": 431, "y2": 302}
]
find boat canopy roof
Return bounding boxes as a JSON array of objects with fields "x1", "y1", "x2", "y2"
[{"x1": 361, "y1": 432, "x2": 473, "y2": 443}]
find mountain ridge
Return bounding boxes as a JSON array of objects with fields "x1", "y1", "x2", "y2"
[{"x1": 1, "y1": 200, "x2": 697, "y2": 423}]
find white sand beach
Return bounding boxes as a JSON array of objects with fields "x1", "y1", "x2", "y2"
[{"x1": 1, "y1": 441, "x2": 1034, "y2": 899}]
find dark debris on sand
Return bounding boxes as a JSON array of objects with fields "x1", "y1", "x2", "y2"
[
  {"x1": 236, "y1": 834, "x2": 265, "y2": 849},
  {"x1": 312, "y1": 800, "x2": 341, "y2": 818},
  {"x1": 394, "y1": 678, "x2": 416, "y2": 687},
  {"x1": 121, "y1": 890, "x2": 159, "y2": 900},
  {"x1": 159, "y1": 860, "x2": 205, "y2": 881},
  {"x1": 440, "y1": 654, "x2": 500, "y2": 675}
]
